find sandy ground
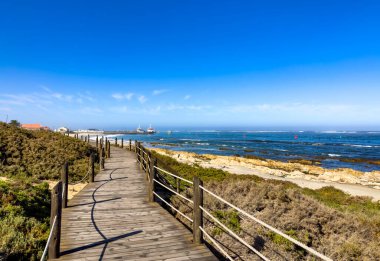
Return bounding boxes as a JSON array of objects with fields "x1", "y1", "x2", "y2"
[
  {"x1": 152, "y1": 148, "x2": 380, "y2": 201},
  {"x1": 46, "y1": 180, "x2": 87, "y2": 200},
  {"x1": 1, "y1": 176, "x2": 87, "y2": 200}
]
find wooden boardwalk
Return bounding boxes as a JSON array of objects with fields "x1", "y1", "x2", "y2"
[{"x1": 54, "y1": 147, "x2": 217, "y2": 261}]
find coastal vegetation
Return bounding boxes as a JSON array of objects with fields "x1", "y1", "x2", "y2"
[
  {"x1": 0, "y1": 122, "x2": 97, "y2": 260},
  {"x1": 152, "y1": 150, "x2": 380, "y2": 260}
]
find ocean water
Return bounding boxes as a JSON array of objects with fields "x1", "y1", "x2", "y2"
[{"x1": 110, "y1": 131, "x2": 380, "y2": 172}]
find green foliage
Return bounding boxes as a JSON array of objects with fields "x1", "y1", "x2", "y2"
[
  {"x1": 267, "y1": 230, "x2": 298, "y2": 251},
  {"x1": 0, "y1": 122, "x2": 97, "y2": 182},
  {"x1": 302, "y1": 186, "x2": 380, "y2": 219},
  {"x1": 0, "y1": 180, "x2": 50, "y2": 260},
  {"x1": 0, "y1": 122, "x2": 98, "y2": 260},
  {"x1": 152, "y1": 151, "x2": 229, "y2": 182},
  {"x1": 212, "y1": 210, "x2": 241, "y2": 236}
]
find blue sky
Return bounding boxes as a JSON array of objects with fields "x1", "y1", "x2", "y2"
[{"x1": 0, "y1": 1, "x2": 380, "y2": 130}]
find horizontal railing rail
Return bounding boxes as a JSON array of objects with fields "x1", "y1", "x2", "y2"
[
  {"x1": 40, "y1": 134, "x2": 103, "y2": 260},
  {"x1": 135, "y1": 141, "x2": 332, "y2": 261},
  {"x1": 40, "y1": 215, "x2": 57, "y2": 261}
]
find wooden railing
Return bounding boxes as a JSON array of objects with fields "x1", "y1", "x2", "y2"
[
  {"x1": 134, "y1": 141, "x2": 332, "y2": 261},
  {"x1": 40, "y1": 135, "x2": 100, "y2": 260}
]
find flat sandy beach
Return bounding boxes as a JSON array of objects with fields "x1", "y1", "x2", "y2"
[{"x1": 152, "y1": 148, "x2": 380, "y2": 201}]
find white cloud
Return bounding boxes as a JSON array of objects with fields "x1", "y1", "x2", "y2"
[
  {"x1": 112, "y1": 93, "x2": 134, "y2": 100},
  {"x1": 227, "y1": 103, "x2": 354, "y2": 114},
  {"x1": 184, "y1": 95, "x2": 191, "y2": 100},
  {"x1": 40, "y1": 85, "x2": 52, "y2": 93},
  {"x1": 164, "y1": 104, "x2": 211, "y2": 111},
  {"x1": 138, "y1": 95, "x2": 147, "y2": 104},
  {"x1": 51, "y1": 93, "x2": 73, "y2": 102},
  {"x1": 152, "y1": 89, "x2": 168, "y2": 96}
]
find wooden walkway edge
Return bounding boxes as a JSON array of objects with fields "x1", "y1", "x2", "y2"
[{"x1": 52, "y1": 146, "x2": 217, "y2": 260}]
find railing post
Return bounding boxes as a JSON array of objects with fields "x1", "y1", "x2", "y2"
[
  {"x1": 147, "y1": 151, "x2": 151, "y2": 178},
  {"x1": 149, "y1": 158, "x2": 156, "y2": 202},
  {"x1": 87, "y1": 134, "x2": 90, "y2": 143},
  {"x1": 121, "y1": 138, "x2": 124, "y2": 148},
  {"x1": 176, "y1": 178, "x2": 180, "y2": 193},
  {"x1": 107, "y1": 141, "x2": 111, "y2": 158},
  {"x1": 61, "y1": 162, "x2": 68, "y2": 208},
  {"x1": 105, "y1": 138, "x2": 108, "y2": 158},
  {"x1": 139, "y1": 143, "x2": 143, "y2": 170},
  {"x1": 134, "y1": 140, "x2": 137, "y2": 152},
  {"x1": 130, "y1": 139, "x2": 132, "y2": 151},
  {"x1": 193, "y1": 176, "x2": 203, "y2": 244},
  {"x1": 98, "y1": 141, "x2": 102, "y2": 163},
  {"x1": 48, "y1": 181, "x2": 62, "y2": 259},
  {"x1": 96, "y1": 135, "x2": 98, "y2": 148},
  {"x1": 90, "y1": 153, "x2": 95, "y2": 183},
  {"x1": 115, "y1": 137, "x2": 118, "y2": 146},
  {"x1": 100, "y1": 148, "x2": 105, "y2": 170}
]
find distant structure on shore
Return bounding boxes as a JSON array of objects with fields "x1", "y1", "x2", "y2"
[
  {"x1": 71, "y1": 126, "x2": 157, "y2": 135},
  {"x1": 21, "y1": 123, "x2": 50, "y2": 131},
  {"x1": 54, "y1": 127, "x2": 69, "y2": 133},
  {"x1": 73, "y1": 129, "x2": 104, "y2": 135}
]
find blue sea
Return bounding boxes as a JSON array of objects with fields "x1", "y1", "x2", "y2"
[{"x1": 109, "y1": 131, "x2": 380, "y2": 172}]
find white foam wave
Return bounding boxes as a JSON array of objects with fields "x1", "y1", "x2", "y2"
[
  {"x1": 328, "y1": 154, "x2": 341, "y2": 157},
  {"x1": 319, "y1": 131, "x2": 357, "y2": 134}
]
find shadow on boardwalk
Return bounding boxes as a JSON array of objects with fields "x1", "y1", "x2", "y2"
[{"x1": 54, "y1": 147, "x2": 217, "y2": 261}]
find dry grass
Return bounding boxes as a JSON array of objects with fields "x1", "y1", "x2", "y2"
[{"x1": 153, "y1": 151, "x2": 380, "y2": 260}]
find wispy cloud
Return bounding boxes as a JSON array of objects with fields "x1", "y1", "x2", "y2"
[
  {"x1": 165, "y1": 104, "x2": 211, "y2": 111},
  {"x1": 138, "y1": 95, "x2": 147, "y2": 104},
  {"x1": 112, "y1": 93, "x2": 134, "y2": 100},
  {"x1": 184, "y1": 95, "x2": 191, "y2": 100},
  {"x1": 152, "y1": 89, "x2": 168, "y2": 96}
]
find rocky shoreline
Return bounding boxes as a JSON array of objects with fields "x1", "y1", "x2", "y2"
[{"x1": 151, "y1": 148, "x2": 380, "y2": 201}]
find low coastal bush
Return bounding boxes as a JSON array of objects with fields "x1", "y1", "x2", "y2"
[
  {"x1": 151, "y1": 150, "x2": 380, "y2": 260},
  {"x1": 153, "y1": 151, "x2": 229, "y2": 182},
  {"x1": 0, "y1": 122, "x2": 99, "y2": 260},
  {"x1": 0, "y1": 180, "x2": 50, "y2": 260},
  {"x1": 0, "y1": 122, "x2": 98, "y2": 182}
]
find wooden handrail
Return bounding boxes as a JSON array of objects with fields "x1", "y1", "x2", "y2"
[{"x1": 134, "y1": 140, "x2": 332, "y2": 261}]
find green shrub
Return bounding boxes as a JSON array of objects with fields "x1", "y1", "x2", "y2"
[
  {"x1": 0, "y1": 180, "x2": 50, "y2": 260},
  {"x1": 0, "y1": 122, "x2": 99, "y2": 260},
  {"x1": 0, "y1": 122, "x2": 97, "y2": 181}
]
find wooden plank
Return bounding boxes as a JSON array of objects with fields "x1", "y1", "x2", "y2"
[{"x1": 53, "y1": 146, "x2": 217, "y2": 260}]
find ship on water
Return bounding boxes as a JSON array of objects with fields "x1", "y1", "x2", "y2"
[
  {"x1": 136, "y1": 124, "x2": 145, "y2": 134},
  {"x1": 147, "y1": 124, "x2": 156, "y2": 134}
]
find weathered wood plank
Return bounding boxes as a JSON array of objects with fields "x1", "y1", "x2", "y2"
[{"x1": 52, "y1": 146, "x2": 217, "y2": 260}]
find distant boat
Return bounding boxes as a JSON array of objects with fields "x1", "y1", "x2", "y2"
[
  {"x1": 147, "y1": 124, "x2": 156, "y2": 134},
  {"x1": 136, "y1": 125, "x2": 145, "y2": 134}
]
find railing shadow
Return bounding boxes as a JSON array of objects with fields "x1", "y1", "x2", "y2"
[
  {"x1": 62, "y1": 168, "x2": 142, "y2": 259},
  {"x1": 68, "y1": 197, "x2": 121, "y2": 208},
  {"x1": 60, "y1": 230, "x2": 142, "y2": 256}
]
